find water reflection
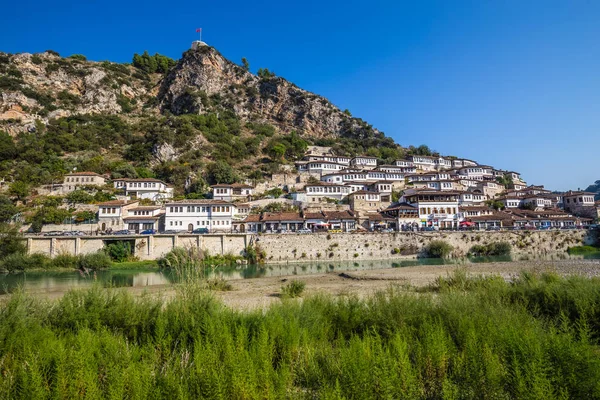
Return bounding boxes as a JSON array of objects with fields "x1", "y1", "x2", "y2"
[{"x1": 1, "y1": 252, "x2": 599, "y2": 295}]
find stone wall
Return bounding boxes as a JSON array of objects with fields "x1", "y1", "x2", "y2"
[
  {"x1": 254, "y1": 172, "x2": 320, "y2": 193},
  {"x1": 256, "y1": 230, "x2": 591, "y2": 263},
  {"x1": 25, "y1": 230, "x2": 592, "y2": 263},
  {"x1": 26, "y1": 234, "x2": 250, "y2": 260}
]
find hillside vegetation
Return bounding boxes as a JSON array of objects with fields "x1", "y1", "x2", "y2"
[{"x1": 0, "y1": 46, "x2": 437, "y2": 201}]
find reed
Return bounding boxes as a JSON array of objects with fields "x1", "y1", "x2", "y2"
[{"x1": 0, "y1": 272, "x2": 599, "y2": 398}]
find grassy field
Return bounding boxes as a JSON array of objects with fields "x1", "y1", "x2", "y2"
[{"x1": 1, "y1": 271, "x2": 600, "y2": 399}]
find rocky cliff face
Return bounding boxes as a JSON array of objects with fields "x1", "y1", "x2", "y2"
[
  {"x1": 1, "y1": 45, "x2": 381, "y2": 140},
  {"x1": 159, "y1": 46, "x2": 380, "y2": 139},
  {"x1": 0, "y1": 52, "x2": 153, "y2": 135}
]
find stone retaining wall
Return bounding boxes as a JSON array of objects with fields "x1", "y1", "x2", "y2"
[
  {"x1": 25, "y1": 230, "x2": 593, "y2": 262},
  {"x1": 256, "y1": 230, "x2": 591, "y2": 263}
]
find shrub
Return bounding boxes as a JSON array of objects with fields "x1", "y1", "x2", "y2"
[
  {"x1": 157, "y1": 246, "x2": 205, "y2": 271},
  {"x1": 51, "y1": 253, "x2": 79, "y2": 269},
  {"x1": 281, "y1": 280, "x2": 305, "y2": 298},
  {"x1": 568, "y1": 245, "x2": 600, "y2": 255},
  {"x1": 77, "y1": 251, "x2": 111, "y2": 270},
  {"x1": 392, "y1": 248, "x2": 401, "y2": 254},
  {"x1": 68, "y1": 54, "x2": 87, "y2": 61},
  {"x1": 206, "y1": 277, "x2": 233, "y2": 291},
  {"x1": 469, "y1": 241, "x2": 512, "y2": 257},
  {"x1": 104, "y1": 241, "x2": 132, "y2": 262},
  {"x1": 0, "y1": 253, "x2": 50, "y2": 272},
  {"x1": 0, "y1": 223, "x2": 27, "y2": 258},
  {"x1": 31, "y1": 54, "x2": 43, "y2": 64},
  {"x1": 244, "y1": 244, "x2": 265, "y2": 264},
  {"x1": 423, "y1": 240, "x2": 453, "y2": 258}
]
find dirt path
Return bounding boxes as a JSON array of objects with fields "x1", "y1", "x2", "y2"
[{"x1": 7, "y1": 259, "x2": 600, "y2": 310}]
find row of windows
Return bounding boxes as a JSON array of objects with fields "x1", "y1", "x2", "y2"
[
  {"x1": 354, "y1": 195, "x2": 380, "y2": 200},
  {"x1": 214, "y1": 188, "x2": 229, "y2": 194},
  {"x1": 307, "y1": 186, "x2": 348, "y2": 193},
  {"x1": 127, "y1": 182, "x2": 159, "y2": 188},
  {"x1": 66, "y1": 177, "x2": 97, "y2": 183},
  {"x1": 132, "y1": 210, "x2": 152, "y2": 216},
  {"x1": 566, "y1": 197, "x2": 594, "y2": 204},
  {"x1": 420, "y1": 207, "x2": 458, "y2": 215},
  {"x1": 101, "y1": 207, "x2": 118, "y2": 214},
  {"x1": 168, "y1": 220, "x2": 230, "y2": 226},
  {"x1": 168, "y1": 206, "x2": 231, "y2": 213}
]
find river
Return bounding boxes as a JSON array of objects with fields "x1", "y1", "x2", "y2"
[{"x1": 1, "y1": 253, "x2": 599, "y2": 295}]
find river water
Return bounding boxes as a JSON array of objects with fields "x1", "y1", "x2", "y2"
[{"x1": 1, "y1": 254, "x2": 599, "y2": 295}]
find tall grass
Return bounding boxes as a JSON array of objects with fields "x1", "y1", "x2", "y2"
[
  {"x1": 1, "y1": 273, "x2": 600, "y2": 398},
  {"x1": 0, "y1": 251, "x2": 112, "y2": 273}
]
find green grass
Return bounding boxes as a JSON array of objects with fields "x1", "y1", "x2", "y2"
[
  {"x1": 110, "y1": 260, "x2": 158, "y2": 269},
  {"x1": 1, "y1": 273, "x2": 600, "y2": 398},
  {"x1": 567, "y1": 245, "x2": 600, "y2": 255}
]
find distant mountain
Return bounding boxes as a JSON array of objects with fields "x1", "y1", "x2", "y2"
[{"x1": 584, "y1": 180, "x2": 600, "y2": 201}]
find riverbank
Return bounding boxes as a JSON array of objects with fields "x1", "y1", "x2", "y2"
[{"x1": 7, "y1": 258, "x2": 600, "y2": 309}]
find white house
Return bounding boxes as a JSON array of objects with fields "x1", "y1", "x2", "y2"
[
  {"x1": 302, "y1": 154, "x2": 351, "y2": 165},
  {"x1": 212, "y1": 183, "x2": 254, "y2": 201},
  {"x1": 394, "y1": 159, "x2": 414, "y2": 167},
  {"x1": 62, "y1": 172, "x2": 106, "y2": 193},
  {"x1": 350, "y1": 156, "x2": 378, "y2": 170},
  {"x1": 433, "y1": 157, "x2": 452, "y2": 170},
  {"x1": 401, "y1": 189, "x2": 461, "y2": 228},
  {"x1": 296, "y1": 161, "x2": 347, "y2": 175},
  {"x1": 409, "y1": 156, "x2": 436, "y2": 171},
  {"x1": 123, "y1": 206, "x2": 165, "y2": 233},
  {"x1": 454, "y1": 166, "x2": 494, "y2": 181},
  {"x1": 164, "y1": 200, "x2": 236, "y2": 232},
  {"x1": 113, "y1": 178, "x2": 174, "y2": 201},
  {"x1": 459, "y1": 192, "x2": 486, "y2": 206},
  {"x1": 97, "y1": 200, "x2": 139, "y2": 232},
  {"x1": 305, "y1": 183, "x2": 352, "y2": 203}
]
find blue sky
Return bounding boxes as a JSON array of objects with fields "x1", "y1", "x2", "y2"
[{"x1": 1, "y1": 0, "x2": 599, "y2": 191}]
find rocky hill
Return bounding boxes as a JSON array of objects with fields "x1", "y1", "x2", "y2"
[
  {"x1": 1, "y1": 45, "x2": 380, "y2": 140},
  {"x1": 0, "y1": 44, "x2": 411, "y2": 199}
]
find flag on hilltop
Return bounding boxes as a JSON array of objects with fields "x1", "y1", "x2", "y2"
[{"x1": 196, "y1": 28, "x2": 202, "y2": 33}]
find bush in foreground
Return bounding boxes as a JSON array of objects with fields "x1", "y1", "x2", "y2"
[
  {"x1": 281, "y1": 280, "x2": 306, "y2": 298},
  {"x1": 1, "y1": 273, "x2": 600, "y2": 398}
]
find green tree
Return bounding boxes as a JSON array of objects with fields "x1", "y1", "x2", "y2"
[
  {"x1": 485, "y1": 199, "x2": 505, "y2": 211},
  {"x1": 0, "y1": 195, "x2": 17, "y2": 222},
  {"x1": 74, "y1": 210, "x2": 96, "y2": 223},
  {"x1": 132, "y1": 51, "x2": 176, "y2": 74},
  {"x1": 8, "y1": 181, "x2": 29, "y2": 201},
  {"x1": 68, "y1": 54, "x2": 87, "y2": 61},
  {"x1": 241, "y1": 57, "x2": 250, "y2": 71},
  {"x1": 206, "y1": 161, "x2": 237, "y2": 184},
  {"x1": 0, "y1": 131, "x2": 16, "y2": 161},
  {"x1": 267, "y1": 143, "x2": 286, "y2": 161},
  {"x1": 0, "y1": 223, "x2": 26, "y2": 258},
  {"x1": 66, "y1": 190, "x2": 93, "y2": 205}
]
